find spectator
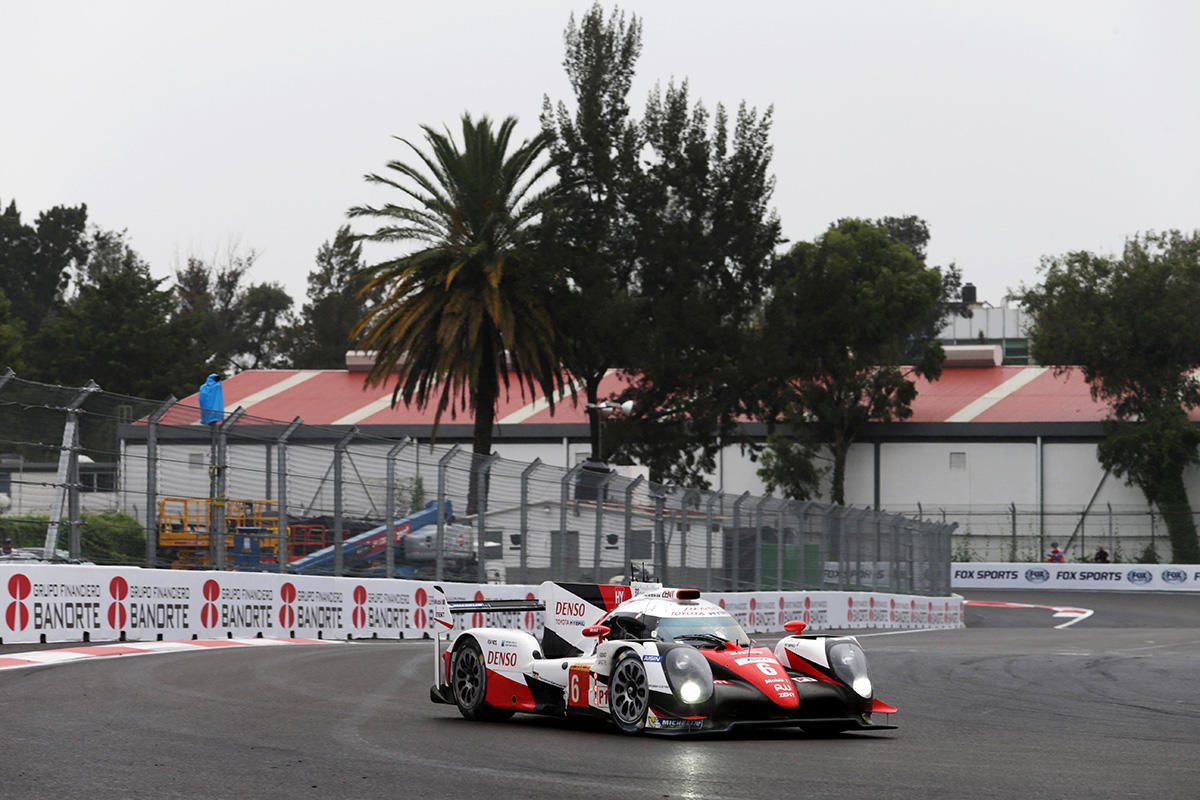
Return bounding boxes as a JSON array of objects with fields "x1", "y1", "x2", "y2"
[
  {"x1": 1, "y1": 537, "x2": 13, "y2": 555},
  {"x1": 1047, "y1": 542, "x2": 1064, "y2": 562},
  {"x1": 1094, "y1": 544, "x2": 1110, "y2": 563}
]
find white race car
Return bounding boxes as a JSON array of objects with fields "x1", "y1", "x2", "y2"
[{"x1": 429, "y1": 581, "x2": 897, "y2": 735}]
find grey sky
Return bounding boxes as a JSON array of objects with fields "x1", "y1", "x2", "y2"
[{"x1": 3, "y1": 1, "x2": 1197, "y2": 310}]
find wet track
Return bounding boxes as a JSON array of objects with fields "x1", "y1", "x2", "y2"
[{"x1": 2, "y1": 591, "x2": 1198, "y2": 800}]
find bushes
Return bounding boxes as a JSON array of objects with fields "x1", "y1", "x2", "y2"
[{"x1": 0, "y1": 512, "x2": 144, "y2": 564}]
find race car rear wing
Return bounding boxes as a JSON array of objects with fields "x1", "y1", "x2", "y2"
[{"x1": 431, "y1": 585, "x2": 545, "y2": 631}]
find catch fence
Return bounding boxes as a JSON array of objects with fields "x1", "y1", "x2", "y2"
[{"x1": 0, "y1": 371, "x2": 955, "y2": 593}]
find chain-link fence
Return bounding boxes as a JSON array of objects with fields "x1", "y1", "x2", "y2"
[
  {"x1": 891, "y1": 502, "x2": 1173, "y2": 564},
  {"x1": 0, "y1": 370, "x2": 955, "y2": 593}
]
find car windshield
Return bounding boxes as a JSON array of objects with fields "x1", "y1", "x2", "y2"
[{"x1": 653, "y1": 614, "x2": 750, "y2": 647}]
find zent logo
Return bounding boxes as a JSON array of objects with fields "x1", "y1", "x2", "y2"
[
  {"x1": 107, "y1": 576, "x2": 128, "y2": 629},
  {"x1": 1025, "y1": 568, "x2": 1050, "y2": 583},
  {"x1": 1126, "y1": 569, "x2": 1153, "y2": 585},
  {"x1": 201, "y1": 579, "x2": 221, "y2": 627},
  {"x1": 5, "y1": 573, "x2": 32, "y2": 631}
]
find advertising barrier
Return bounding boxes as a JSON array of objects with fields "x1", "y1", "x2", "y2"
[
  {"x1": 0, "y1": 564, "x2": 962, "y2": 645},
  {"x1": 952, "y1": 562, "x2": 1200, "y2": 591}
]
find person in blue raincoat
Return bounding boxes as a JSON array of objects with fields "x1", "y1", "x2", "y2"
[{"x1": 199, "y1": 373, "x2": 224, "y2": 424}]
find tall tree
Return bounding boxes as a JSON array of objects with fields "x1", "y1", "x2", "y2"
[
  {"x1": 0, "y1": 199, "x2": 89, "y2": 332},
  {"x1": 1021, "y1": 230, "x2": 1200, "y2": 562},
  {"x1": 285, "y1": 225, "x2": 371, "y2": 368},
  {"x1": 758, "y1": 219, "x2": 948, "y2": 504},
  {"x1": 172, "y1": 248, "x2": 293, "y2": 373},
  {"x1": 540, "y1": 4, "x2": 781, "y2": 484},
  {"x1": 349, "y1": 114, "x2": 566, "y2": 513},
  {"x1": 0, "y1": 289, "x2": 23, "y2": 371},
  {"x1": 539, "y1": 4, "x2": 643, "y2": 458},
  {"x1": 610, "y1": 83, "x2": 781, "y2": 485},
  {"x1": 28, "y1": 229, "x2": 206, "y2": 397}
]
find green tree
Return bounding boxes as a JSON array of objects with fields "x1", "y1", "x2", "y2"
[
  {"x1": 539, "y1": 4, "x2": 643, "y2": 458},
  {"x1": 540, "y1": 4, "x2": 781, "y2": 484},
  {"x1": 173, "y1": 248, "x2": 294, "y2": 373},
  {"x1": 1021, "y1": 230, "x2": 1200, "y2": 562},
  {"x1": 0, "y1": 289, "x2": 23, "y2": 371},
  {"x1": 285, "y1": 225, "x2": 371, "y2": 368},
  {"x1": 758, "y1": 219, "x2": 948, "y2": 504},
  {"x1": 28, "y1": 229, "x2": 206, "y2": 397},
  {"x1": 0, "y1": 199, "x2": 89, "y2": 333},
  {"x1": 349, "y1": 114, "x2": 566, "y2": 513}
]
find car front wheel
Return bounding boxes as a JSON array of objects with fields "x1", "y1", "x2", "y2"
[{"x1": 609, "y1": 650, "x2": 649, "y2": 734}]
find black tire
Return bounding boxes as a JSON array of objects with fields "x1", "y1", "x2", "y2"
[
  {"x1": 608, "y1": 650, "x2": 649, "y2": 734},
  {"x1": 450, "y1": 638, "x2": 490, "y2": 720},
  {"x1": 449, "y1": 638, "x2": 513, "y2": 721}
]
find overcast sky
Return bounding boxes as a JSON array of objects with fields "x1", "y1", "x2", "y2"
[{"x1": 3, "y1": 1, "x2": 1197, "y2": 310}]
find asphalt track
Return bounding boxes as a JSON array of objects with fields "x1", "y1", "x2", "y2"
[{"x1": 1, "y1": 590, "x2": 1197, "y2": 800}]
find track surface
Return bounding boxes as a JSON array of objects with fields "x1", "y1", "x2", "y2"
[{"x1": 1, "y1": 591, "x2": 1197, "y2": 800}]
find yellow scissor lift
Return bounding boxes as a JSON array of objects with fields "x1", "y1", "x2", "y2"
[{"x1": 157, "y1": 496, "x2": 327, "y2": 570}]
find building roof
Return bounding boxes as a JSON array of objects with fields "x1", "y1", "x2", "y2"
[{"x1": 164, "y1": 365, "x2": 1143, "y2": 428}]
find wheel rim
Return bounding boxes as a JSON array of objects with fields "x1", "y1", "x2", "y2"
[
  {"x1": 454, "y1": 647, "x2": 484, "y2": 707},
  {"x1": 611, "y1": 658, "x2": 648, "y2": 724}
]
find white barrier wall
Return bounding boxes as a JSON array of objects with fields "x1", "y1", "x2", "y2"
[
  {"x1": 952, "y1": 562, "x2": 1200, "y2": 591},
  {"x1": 0, "y1": 565, "x2": 963, "y2": 645}
]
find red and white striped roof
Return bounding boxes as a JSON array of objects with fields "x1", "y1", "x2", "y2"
[{"x1": 165, "y1": 366, "x2": 1161, "y2": 427}]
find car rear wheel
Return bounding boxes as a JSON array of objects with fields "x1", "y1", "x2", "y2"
[
  {"x1": 609, "y1": 650, "x2": 649, "y2": 734},
  {"x1": 451, "y1": 638, "x2": 502, "y2": 720}
]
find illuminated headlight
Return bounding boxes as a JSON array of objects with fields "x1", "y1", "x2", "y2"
[
  {"x1": 828, "y1": 641, "x2": 873, "y2": 699},
  {"x1": 662, "y1": 646, "x2": 713, "y2": 704}
]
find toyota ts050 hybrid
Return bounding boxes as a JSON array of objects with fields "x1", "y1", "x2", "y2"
[{"x1": 429, "y1": 581, "x2": 896, "y2": 735}]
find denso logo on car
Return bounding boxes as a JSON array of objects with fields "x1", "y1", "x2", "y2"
[
  {"x1": 486, "y1": 650, "x2": 517, "y2": 667},
  {"x1": 554, "y1": 601, "x2": 586, "y2": 617}
]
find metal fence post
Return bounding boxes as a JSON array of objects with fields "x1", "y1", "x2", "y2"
[
  {"x1": 704, "y1": 492, "x2": 719, "y2": 592},
  {"x1": 385, "y1": 437, "x2": 412, "y2": 580},
  {"x1": 623, "y1": 475, "x2": 644, "y2": 579},
  {"x1": 476, "y1": 453, "x2": 499, "y2": 583},
  {"x1": 775, "y1": 499, "x2": 795, "y2": 590},
  {"x1": 557, "y1": 462, "x2": 584, "y2": 579},
  {"x1": 436, "y1": 444, "x2": 461, "y2": 582},
  {"x1": 44, "y1": 381, "x2": 98, "y2": 559},
  {"x1": 652, "y1": 488, "x2": 668, "y2": 584},
  {"x1": 679, "y1": 489, "x2": 699, "y2": 585},
  {"x1": 211, "y1": 406, "x2": 245, "y2": 571},
  {"x1": 731, "y1": 492, "x2": 750, "y2": 591},
  {"x1": 753, "y1": 497, "x2": 767, "y2": 591},
  {"x1": 332, "y1": 427, "x2": 357, "y2": 577},
  {"x1": 144, "y1": 396, "x2": 175, "y2": 568},
  {"x1": 276, "y1": 417, "x2": 303, "y2": 573},
  {"x1": 519, "y1": 458, "x2": 541, "y2": 584},
  {"x1": 593, "y1": 470, "x2": 615, "y2": 583}
]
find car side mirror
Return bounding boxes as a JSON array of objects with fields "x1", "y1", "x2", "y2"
[
  {"x1": 783, "y1": 619, "x2": 807, "y2": 635},
  {"x1": 582, "y1": 625, "x2": 611, "y2": 641}
]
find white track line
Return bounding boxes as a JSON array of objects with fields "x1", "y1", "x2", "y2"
[{"x1": 0, "y1": 637, "x2": 341, "y2": 672}]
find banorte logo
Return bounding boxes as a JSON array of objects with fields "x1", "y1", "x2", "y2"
[
  {"x1": 6, "y1": 573, "x2": 31, "y2": 631},
  {"x1": 778, "y1": 596, "x2": 786, "y2": 626},
  {"x1": 413, "y1": 587, "x2": 428, "y2": 630},
  {"x1": 352, "y1": 585, "x2": 367, "y2": 628},
  {"x1": 748, "y1": 596, "x2": 758, "y2": 627},
  {"x1": 201, "y1": 579, "x2": 221, "y2": 628},
  {"x1": 803, "y1": 595, "x2": 811, "y2": 624},
  {"x1": 846, "y1": 595, "x2": 854, "y2": 623},
  {"x1": 279, "y1": 582, "x2": 296, "y2": 628},
  {"x1": 107, "y1": 576, "x2": 128, "y2": 629},
  {"x1": 471, "y1": 591, "x2": 485, "y2": 628},
  {"x1": 869, "y1": 595, "x2": 876, "y2": 622},
  {"x1": 889, "y1": 597, "x2": 896, "y2": 622},
  {"x1": 523, "y1": 592, "x2": 537, "y2": 631}
]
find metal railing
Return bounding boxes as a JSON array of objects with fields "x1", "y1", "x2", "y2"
[{"x1": 0, "y1": 371, "x2": 955, "y2": 593}]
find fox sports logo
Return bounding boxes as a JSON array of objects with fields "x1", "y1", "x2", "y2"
[
  {"x1": 1160, "y1": 569, "x2": 1186, "y2": 584},
  {"x1": 1024, "y1": 568, "x2": 1050, "y2": 583},
  {"x1": 1126, "y1": 569, "x2": 1153, "y2": 585}
]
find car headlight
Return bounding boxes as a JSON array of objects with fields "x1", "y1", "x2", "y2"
[
  {"x1": 662, "y1": 646, "x2": 713, "y2": 704},
  {"x1": 827, "y1": 641, "x2": 873, "y2": 699}
]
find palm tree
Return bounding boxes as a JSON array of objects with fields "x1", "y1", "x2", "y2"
[{"x1": 349, "y1": 114, "x2": 565, "y2": 514}]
